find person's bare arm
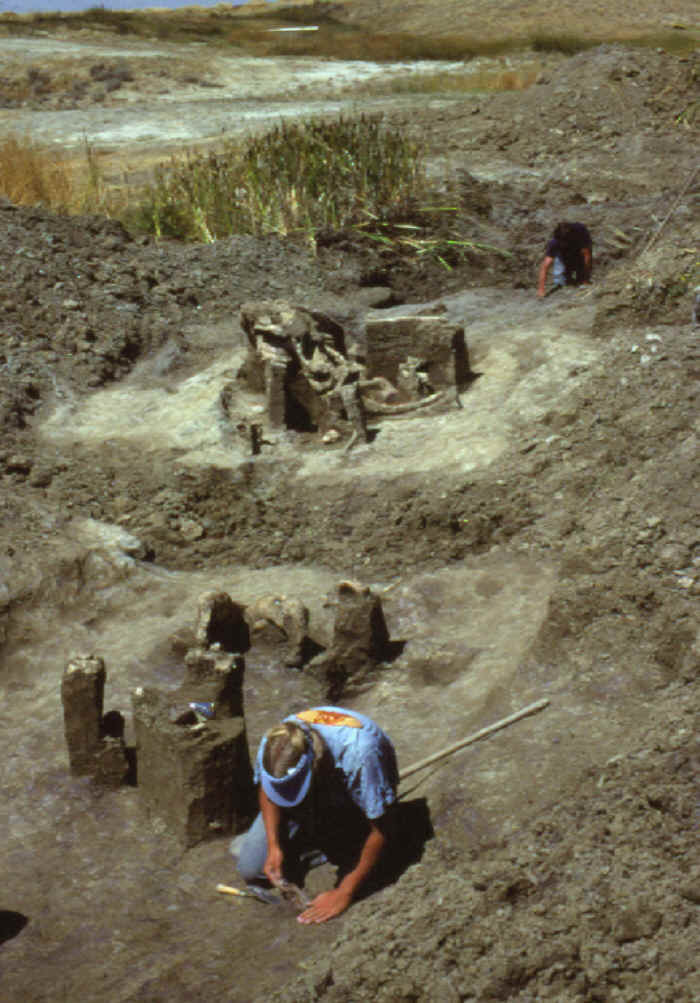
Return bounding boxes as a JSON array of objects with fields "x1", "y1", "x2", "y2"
[
  {"x1": 297, "y1": 820, "x2": 387, "y2": 924},
  {"x1": 259, "y1": 787, "x2": 284, "y2": 883},
  {"x1": 537, "y1": 255, "x2": 554, "y2": 297},
  {"x1": 297, "y1": 807, "x2": 396, "y2": 924}
]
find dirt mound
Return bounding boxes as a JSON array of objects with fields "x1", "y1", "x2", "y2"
[
  {"x1": 0, "y1": 198, "x2": 328, "y2": 434},
  {"x1": 468, "y1": 46, "x2": 698, "y2": 187},
  {"x1": 273, "y1": 679, "x2": 698, "y2": 1002},
  {"x1": 412, "y1": 44, "x2": 698, "y2": 200}
]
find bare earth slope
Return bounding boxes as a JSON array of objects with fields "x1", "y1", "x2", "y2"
[
  {"x1": 0, "y1": 18, "x2": 698, "y2": 1003},
  {"x1": 334, "y1": 0, "x2": 699, "y2": 39}
]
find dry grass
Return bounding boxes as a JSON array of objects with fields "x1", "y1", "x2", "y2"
[
  {"x1": 0, "y1": 134, "x2": 127, "y2": 215},
  {"x1": 355, "y1": 64, "x2": 542, "y2": 97},
  {"x1": 0, "y1": 63, "x2": 113, "y2": 105},
  {"x1": 0, "y1": 135, "x2": 75, "y2": 208},
  {"x1": 1, "y1": 7, "x2": 695, "y2": 61},
  {"x1": 227, "y1": 27, "x2": 508, "y2": 61},
  {"x1": 321, "y1": 0, "x2": 700, "y2": 45}
]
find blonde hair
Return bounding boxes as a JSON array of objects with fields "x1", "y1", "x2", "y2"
[{"x1": 262, "y1": 721, "x2": 324, "y2": 778}]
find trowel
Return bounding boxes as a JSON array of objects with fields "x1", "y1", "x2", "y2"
[{"x1": 216, "y1": 882, "x2": 280, "y2": 905}]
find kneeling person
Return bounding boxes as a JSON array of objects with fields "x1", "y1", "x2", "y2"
[
  {"x1": 233, "y1": 706, "x2": 398, "y2": 924},
  {"x1": 537, "y1": 220, "x2": 592, "y2": 297}
]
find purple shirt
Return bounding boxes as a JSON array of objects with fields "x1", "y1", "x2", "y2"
[{"x1": 545, "y1": 222, "x2": 592, "y2": 263}]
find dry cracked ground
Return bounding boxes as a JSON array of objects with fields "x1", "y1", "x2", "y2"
[{"x1": 0, "y1": 7, "x2": 698, "y2": 1003}]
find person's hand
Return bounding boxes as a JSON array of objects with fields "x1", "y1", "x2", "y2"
[
  {"x1": 297, "y1": 888, "x2": 353, "y2": 925},
  {"x1": 263, "y1": 844, "x2": 284, "y2": 884}
]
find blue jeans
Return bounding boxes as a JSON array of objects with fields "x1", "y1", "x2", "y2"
[
  {"x1": 553, "y1": 255, "x2": 567, "y2": 287},
  {"x1": 231, "y1": 805, "x2": 369, "y2": 884},
  {"x1": 231, "y1": 812, "x2": 333, "y2": 883},
  {"x1": 231, "y1": 812, "x2": 278, "y2": 882},
  {"x1": 554, "y1": 253, "x2": 589, "y2": 287}
]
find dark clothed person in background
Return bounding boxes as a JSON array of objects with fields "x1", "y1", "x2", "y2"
[{"x1": 537, "y1": 221, "x2": 593, "y2": 297}]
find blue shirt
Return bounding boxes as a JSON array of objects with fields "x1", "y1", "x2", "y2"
[{"x1": 254, "y1": 706, "x2": 398, "y2": 820}]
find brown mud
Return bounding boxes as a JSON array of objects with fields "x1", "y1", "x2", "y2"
[{"x1": 0, "y1": 14, "x2": 698, "y2": 1003}]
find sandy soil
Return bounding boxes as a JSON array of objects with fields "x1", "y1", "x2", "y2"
[
  {"x1": 0, "y1": 31, "x2": 481, "y2": 154},
  {"x1": 0, "y1": 10, "x2": 698, "y2": 1003}
]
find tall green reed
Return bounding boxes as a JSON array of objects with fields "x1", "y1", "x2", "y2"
[{"x1": 133, "y1": 115, "x2": 426, "y2": 246}]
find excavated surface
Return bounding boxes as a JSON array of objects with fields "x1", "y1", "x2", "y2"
[{"x1": 0, "y1": 13, "x2": 698, "y2": 1003}]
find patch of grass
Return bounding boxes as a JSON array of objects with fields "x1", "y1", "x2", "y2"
[
  {"x1": 241, "y1": 29, "x2": 485, "y2": 61},
  {"x1": 125, "y1": 114, "x2": 512, "y2": 272},
  {"x1": 2, "y1": 8, "x2": 696, "y2": 59},
  {"x1": 351, "y1": 208, "x2": 513, "y2": 271},
  {"x1": 5, "y1": 7, "x2": 235, "y2": 44},
  {"x1": 356, "y1": 64, "x2": 541, "y2": 97},
  {"x1": 529, "y1": 28, "x2": 697, "y2": 56},
  {"x1": 631, "y1": 30, "x2": 700, "y2": 55},
  {"x1": 0, "y1": 134, "x2": 75, "y2": 208},
  {"x1": 529, "y1": 33, "x2": 595, "y2": 56},
  {"x1": 0, "y1": 133, "x2": 125, "y2": 215},
  {"x1": 130, "y1": 114, "x2": 427, "y2": 245},
  {"x1": 0, "y1": 62, "x2": 130, "y2": 104},
  {"x1": 0, "y1": 116, "x2": 512, "y2": 269}
]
